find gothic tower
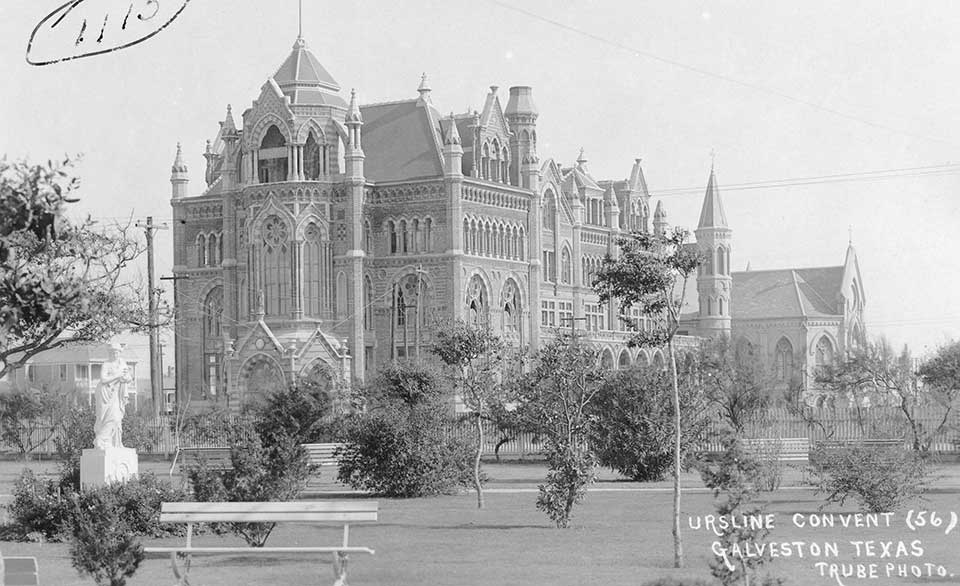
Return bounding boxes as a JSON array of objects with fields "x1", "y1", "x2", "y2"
[{"x1": 695, "y1": 167, "x2": 732, "y2": 336}]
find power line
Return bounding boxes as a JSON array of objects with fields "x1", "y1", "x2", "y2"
[{"x1": 487, "y1": 0, "x2": 958, "y2": 148}]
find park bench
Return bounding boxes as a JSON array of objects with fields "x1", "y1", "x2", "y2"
[
  {"x1": 169, "y1": 446, "x2": 233, "y2": 477},
  {"x1": 815, "y1": 438, "x2": 903, "y2": 451},
  {"x1": 145, "y1": 500, "x2": 378, "y2": 586},
  {"x1": 741, "y1": 437, "x2": 811, "y2": 463},
  {"x1": 302, "y1": 442, "x2": 346, "y2": 469},
  {"x1": 3, "y1": 556, "x2": 39, "y2": 585}
]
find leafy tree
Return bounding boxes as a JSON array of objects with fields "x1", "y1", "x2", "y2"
[
  {"x1": 698, "y1": 337, "x2": 773, "y2": 434},
  {"x1": 589, "y1": 367, "x2": 708, "y2": 482},
  {"x1": 65, "y1": 485, "x2": 145, "y2": 586},
  {"x1": 0, "y1": 156, "x2": 146, "y2": 380},
  {"x1": 594, "y1": 228, "x2": 702, "y2": 565},
  {"x1": 431, "y1": 320, "x2": 506, "y2": 508},
  {"x1": 917, "y1": 339, "x2": 960, "y2": 444},
  {"x1": 514, "y1": 337, "x2": 605, "y2": 528}
]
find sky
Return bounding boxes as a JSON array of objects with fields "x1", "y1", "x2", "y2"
[{"x1": 1, "y1": 0, "x2": 959, "y2": 364}]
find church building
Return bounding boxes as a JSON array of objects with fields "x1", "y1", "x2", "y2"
[{"x1": 170, "y1": 36, "x2": 865, "y2": 410}]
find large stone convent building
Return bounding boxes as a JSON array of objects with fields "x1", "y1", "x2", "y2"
[{"x1": 170, "y1": 36, "x2": 866, "y2": 410}]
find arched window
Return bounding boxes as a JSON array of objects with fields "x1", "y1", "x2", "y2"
[
  {"x1": 335, "y1": 271, "x2": 347, "y2": 316},
  {"x1": 704, "y1": 250, "x2": 714, "y2": 275},
  {"x1": 392, "y1": 273, "x2": 430, "y2": 359},
  {"x1": 399, "y1": 220, "x2": 408, "y2": 253},
  {"x1": 466, "y1": 274, "x2": 488, "y2": 326},
  {"x1": 653, "y1": 351, "x2": 666, "y2": 371},
  {"x1": 774, "y1": 337, "x2": 793, "y2": 382},
  {"x1": 707, "y1": 298, "x2": 714, "y2": 316},
  {"x1": 363, "y1": 276, "x2": 374, "y2": 331},
  {"x1": 202, "y1": 286, "x2": 224, "y2": 398},
  {"x1": 560, "y1": 247, "x2": 572, "y2": 284},
  {"x1": 618, "y1": 350, "x2": 631, "y2": 370},
  {"x1": 203, "y1": 286, "x2": 223, "y2": 340},
  {"x1": 491, "y1": 140, "x2": 501, "y2": 182},
  {"x1": 411, "y1": 219, "x2": 420, "y2": 253},
  {"x1": 481, "y1": 143, "x2": 491, "y2": 180},
  {"x1": 258, "y1": 124, "x2": 288, "y2": 183},
  {"x1": 501, "y1": 279, "x2": 522, "y2": 343},
  {"x1": 815, "y1": 337, "x2": 834, "y2": 370},
  {"x1": 388, "y1": 221, "x2": 397, "y2": 254},
  {"x1": 261, "y1": 215, "x2": 291, "y2": 316},
  {"x1": 463, "y1": 219, "x2": 470, "y2": 254},
  {"x1": 601, "y1": 349, "x2": 615, "y2": 370},
  {"x1": 543, "y1": 189, "x2": 557, "y2": 232},
  {"x1": 197, "y1": 234, "x2": 207, "y2": 266},
  {"x1": 718, "y1": 297, "x2": 724, "y2": 316},
  {"x1": 207, "y1": 233, "x2": 218, "y2": 267},
  {"x1": 424, "y1": 218, "x2": 433, "y2": 252},
  {"x1": 717, "y1": 246, "x2": 725, "y2": 275},
  {"x1": 501, "y1": 148, "x2": 509, "y2": 184},
  {"x1": 304, "y1": 132, "x2": 322, "y2": 180},
  {"x1": 364, "y1": 220, "x2": 372, "y2": 254},
  {"x1": 303, "y1": 221, "x2": 331, "y2": 317}
]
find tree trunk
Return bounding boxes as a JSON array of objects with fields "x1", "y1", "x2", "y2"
[
  {"x1": 474, "y1": 411, "x2": 485, "y2": 509},
  {"x1": 668, "y1": 337, "x2": 683, "y2": 568}
]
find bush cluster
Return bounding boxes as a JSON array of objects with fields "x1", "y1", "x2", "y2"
[
  {"x1": 337, "y1": 406, "x2": 474, "y2": 497},
  {"x1": 811, "y1": 442, "x2": 926, "y2": 512}
]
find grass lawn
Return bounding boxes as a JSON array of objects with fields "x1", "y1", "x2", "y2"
[{"x1": 1, "y1": 460, "x2": 959, "y2": 585}]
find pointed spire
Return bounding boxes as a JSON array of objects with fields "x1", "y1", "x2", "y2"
[
  {"x1": 220, "y1": 104, "x2": 237, "y2": 134},
  {"x1": 443, "y1": 112, "x2": 461, "y2": 146},
  {"x1": 697, "y1": 167, "x2": 729, "y2": 229},
  {"x1": 171, "y1": 142, "x2": 187, "y2": 174},
  {"x1": 417, "y1": 72, "x2": 432, "y2": 104},
  {"x1": 745, "y1": 261, "x2": 752, "y2": 271},
  {"x1": 346, "y1": 88, "x2": 362, "y2": 125},
  {"x1": 654, "y1": 199, "x2": 666, "y2": 219},
  {"x1": 628, "y1": 157, "x2": 648, "y2": 193},
  {"x1": 576, "y1": 148, "x2": 588, "y2": 173}
]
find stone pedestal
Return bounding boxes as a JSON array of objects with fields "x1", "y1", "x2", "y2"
[{"x1": 80, "y1": 447, "x2": 138, "y2": 488}]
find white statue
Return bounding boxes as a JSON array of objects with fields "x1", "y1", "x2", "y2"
[{"x1": 93, "y1": 342, "x2": 134, "y2": 450}]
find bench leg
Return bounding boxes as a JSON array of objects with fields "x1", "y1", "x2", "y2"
[
  {"x1": 171, "y1": 552, "x2": 192, "y2": 586},
  {"x1": 332, "y1": 552, "x2": 349, "y2": 586}
]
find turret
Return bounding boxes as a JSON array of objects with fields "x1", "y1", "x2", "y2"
[
  {"x1": 344, "y1": 89, "x2": 364, "y2": 179},
  {"x1": 653, "y1": 200, "x2": 667, "y2": 235},
  {"x1": 442, "y1": 112, "x2": 463, "y2": 177},
  {"x1": 504, "y1": 86, "x2": 538, "y2": 187},
  {"x1": 603, "y1": 183, "x2": 620, "y2": 230},
  {"x1": 416, "y1": 72, "x2": 431, "y2": 105},
  {"x1": 170, "y1": 143, "x2": 189, "y2": 199},
  {"x1": 695, "y1": 166, "x2": 732, "y2": 336}
]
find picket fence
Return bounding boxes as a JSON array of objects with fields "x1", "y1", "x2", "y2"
[{"x1": 6, "y1": 406, "x2": 960, "y2": 459}]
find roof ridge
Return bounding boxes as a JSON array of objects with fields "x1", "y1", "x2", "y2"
[
  {"x1": 360, "y1": 98, "x2": 418, "y2": 108},
  {"x1": 791, "y1": 271, "x2": 807, "y2": 317},
  {"x1": 733, "y1": 264, "x2": 844, "y2": 275},
  {"x1": 793, "y1": 271, "x2": 835, "y2": 311}
]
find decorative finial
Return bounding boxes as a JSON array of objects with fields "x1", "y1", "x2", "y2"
[
  {"x1": 346, "y1": 88, "x2": 362, "y2": 124},
  {"x1": 577, "y1": 147, "x2": 587, "y2": 166},
  {"x1": 443, "y1": 112, "x2": 461, "y2": 146},
  {"x1": 417, "y1": 73, "x2": 431, "y2": 103},
  {"x1": 171, "y1": 142, "x2": 188, "y2": 174},
  {"x1": 710, "y1": 148, "x2": 716, "y2": 171},
  {"x1": 848, "y1": 225, "x2": 853, "y2": 246},
  {"x1": 490, "y1": 85, "x2": 499, "y2": 95},
  {"x1": 298, "y1": 0, "x2": 303, "y2": 39}
]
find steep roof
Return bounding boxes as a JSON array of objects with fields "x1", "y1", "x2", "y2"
[
  {"x1": 731, "y1": 266, "x2": 844, "y2": 319},
  {"x1": 272, "y1": 38, "x2": 346, "y2": 107},
  {"x1": 359, "y1": 99, "x2": 445, "y2": 182},
  {"x1": 697, "y1": 168, "x2": 728, "y2": 229}
]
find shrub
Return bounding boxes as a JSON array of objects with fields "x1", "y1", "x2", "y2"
[
  {"x1": 65, "y1": 485, "x2": 145, "y2": 586},
  {"x1": 811, "y1": 443, "x2": 926, "y2": 512},
  {"x1": 536, "y1": 449, "x2": 595, "y2": 529},
  {"x1": 55, "y1": 404, "x2": 96, "y2": 491},
  {"x1": 337, "y1": 407, "x2": 474, "y2": 497},
  {"x1": 8, "y1": 469, "x2": 70, "y2": 541},
  {"x1": 589, "y1": 367, "x2": 707, "y2": 482},
  {"x1": 697, "y1": 434, "x2": 784, "y2": 586}
]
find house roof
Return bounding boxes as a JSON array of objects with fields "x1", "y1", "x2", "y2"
[
  {"x1": 731, "y1": 266, "x2": 844, "y2": 319},
  {"x1": 359, "y1": 99, "x2": 445, "y2": 182}
]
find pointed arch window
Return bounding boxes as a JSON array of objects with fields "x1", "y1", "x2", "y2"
[
  {"x1": 258, "y1": 124, "x2": 289, "y2": 183},
  {"x1": 304, "y1": 132, "x2": 322, "y2": 180},
  {"x1": 207, "y1": 233, "x2": 218, "y2": 267},
  {"x1": 815, "y1": 337, "x2": 835, "y2": 371},
  {"x1": 424, "y1": 218, "x2": 433, "y2": 252},
  {"x1": 560, "y1": 247, "x2": 572, "y2": 284},
  {"x1": 260, "y1": 215, "x2": 291, "y2": 316},
  {"x1": 197, "y1": 234, "x2": 207, "y2": 267},
  {"x1": 203, "y1": 286, "x2": 224, "y2": 397},
  {"x1": 775, "y1": 337, "x2": 794, "y2": 382},
  {"x1": 543, "y1": 189, "x2": 557, "y2": 232},
  {"x1": 388, "y1": 221, "x2": 398, "y2": 254},
  {"x1": 392, "y1": 273, "x2": 430, "y2": 359},
  {"x1": 466, "y1": 274, "x2": 488, "y2": 326},
  {"x1": 303, "y1": 222, "x2": 332, "y2": 317},
  {"x1": 502, "y1": 279, "x2": 522, "y2": 343},
  {"x1": 716, "y1": 246, "x2": 725, "y2": 275},
  {"x1": 501, "y1": 148, "x2": 509, "y2": 185},
  {"x1": 363, "y1": 276, "x2": 374, "y2": 331},
  {"x1": 481, "y1": 143, "x2": 491, "y2": 180},
  {"x1": 718, "y1": 297, "x2": 724, "y2": 316}
]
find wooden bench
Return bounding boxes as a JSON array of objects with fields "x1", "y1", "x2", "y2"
[
  {"x1": 169, "y1": 446, "x2": 233, "y2": 477},
  {"x1": 302, "y1": 442, "x2": 345, "y2": 468},
  {"x1": 145, "y1": 500, "x2": 377, "y2": 586},
  {"x1": 741, "y1": 438, "x2": 811, "y2": 463},
  {"x1": 816, "y1": 438, "x2": 903, "y2": 451},
  {"x1": 3, "y1": 557, "x2": 39, "y2": 585}
]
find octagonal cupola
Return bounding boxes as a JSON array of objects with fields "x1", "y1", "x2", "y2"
[{"x1": 271, "y1": 37, "x2": 345, "y2": 107}]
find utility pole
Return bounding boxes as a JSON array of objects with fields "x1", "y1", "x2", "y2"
[
  {"x1": 160, "y1": 274, "x2": 189, "y2": 412},
  {"x1": 137, "y1": 217, "x2": 168, "y2": 418}
]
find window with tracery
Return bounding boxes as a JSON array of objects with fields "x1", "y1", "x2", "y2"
[
  {"x1": 775, "y1": 337, "x2": 793, "y2": 382},
  {"x1": 303, "y1": 221, "x2": 331, "y2": 317},
  {"x1": 392, "y1": 273, "x2": 430, "y2": 358},
  {"x1": 261, "y1": 215, "x2": 290, "y2": 316},
  {"x1": 501, "y1": 279, "x2": 522, "y2": 341},
  {"x1": 560, "y1": 247, "x2": 572, "y2": 284},
  {"x1": 466, "y1": 275, "x2": 487, "y2": 326},
  {"x1": 815, "y1": 337, "x2": 834, "y2": 371}
]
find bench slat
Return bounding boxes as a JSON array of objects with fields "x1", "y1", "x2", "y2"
[
  {"x1": 144, "y1": 546, "x2": 374, "y2": 555},
  {"x1": 161, "y1": 501, "x2": 377, "y2": 513},
  {"x1": 161, "y1": 511, "x2": 378, "y2": 523}
]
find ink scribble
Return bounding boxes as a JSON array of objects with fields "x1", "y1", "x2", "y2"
[{"x1": 26, "y1": 0, "x2": 191, "y2": 66}]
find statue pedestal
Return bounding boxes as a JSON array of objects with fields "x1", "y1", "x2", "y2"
[{"x1": 80, "y1": 448, "x2": 138, "y2": 488}]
